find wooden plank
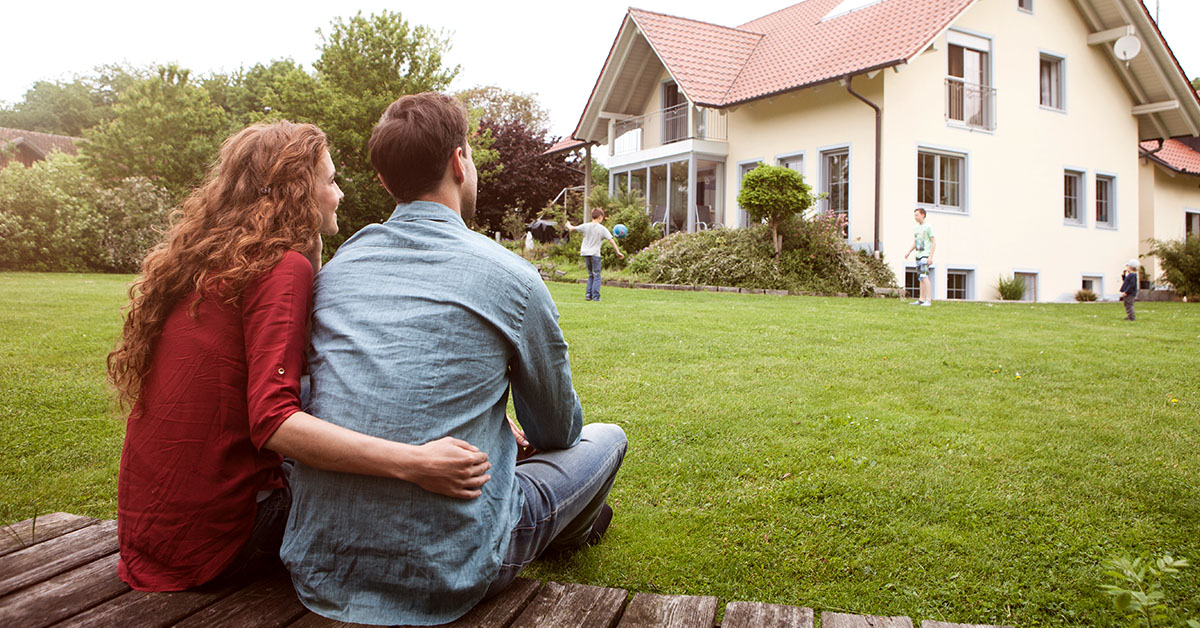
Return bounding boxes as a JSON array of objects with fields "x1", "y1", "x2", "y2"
[
  {"x1": 510, "y1": 581, "x2": 628, "y2": 628},
  {"x1": 822, "y1": 612, "x2": 914, "y2": 628},
  {"x1": 616, "y1": 592, "x2": 718, "y2": 628},
  {"x1": 0, "y1": 513, "x2": 99, "y2": 557},
  {"x1": 0, "y1": 519, "x2": 118, "y2": 597},
  {"x1": 58, "y1": 578, "x2": 240, "y2": 628},
  {"x1": 723, "y1": 601, "x2": 814, "y2": 628},
  {"x1": 922, "y1": 621, "x2": 1014, "y2": 628},
  {"x1": 0, "y1": 553, "x2": 127, "y2": 628},
  {"x1": 287, "y1": 577, "x2": 542, "y2": 628},
  {"x1": 174, "y1": 569, "x2": 307, "y2": 628}
]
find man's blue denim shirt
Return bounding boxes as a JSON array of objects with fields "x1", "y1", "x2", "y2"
[{"x1": 281, "y1": 201, "x2": 583, "y2": 626}]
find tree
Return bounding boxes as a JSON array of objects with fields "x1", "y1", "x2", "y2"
[
  {"x1": 1193, "y1": 77, "x2": 1200, "y2": 91},
  {"x1": 81, "y1": 65, "x2": 228, "y2": 198},
  {"x1": 455, "y1": 85, "x2": 551, "y2": 132},
  {"x1": 736, "y1": 163, "x2": 817, "y2": 258},
  {"x1": 473, "y1": 119, "x2": 580, "y2": 234},
  {"x1": 0, "y1": 64, "x2": 145, "y2": 137},
  {"x1": 275, "y1": 10, "x2": 497, "y2": 251}
]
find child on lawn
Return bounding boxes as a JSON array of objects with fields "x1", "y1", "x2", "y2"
[{"x1": 565, "y1": 208, "x2": 624, "y2": 302}]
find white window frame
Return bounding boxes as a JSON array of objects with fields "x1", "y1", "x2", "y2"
[
  {"x1": 904, "y1": 267, "x2": 922, "y2": 299},
  {"x1": 819, "y1": 145, "x2": 851, "y2": 238},
  {"x1": 916, "y1": 147, "x2": 968, "y2": 214},
  {"x1": 1186, "y1": 209, "x2": 1200, "y2": 238},
  {"x1": 1095, "y1": 173, "x2": 1116, "y2": 229},
  {"x1": 1013, "y1": 270, "x2": 1039, "y2": 302},
  {"x1": 945, "y1": 268, "x2": 975, "y2": 300},
  {"x1": 946, "y1": 29, "x2": 996, "y2": 133},
  {"x1": 775, "y1": 151, "x2": 806, "y2": 179},
  {"x1": 1063, "y1": 169, "x2": 1086, "y2": 227},
  {"x1": 1018, "y1": 0, "x2": 1034, "y2": 13},
  {"x1": 737, "y1": 159, "x2": 763, "y2": 228},
  {"x1": 1039, "y1": 52, "x2": 1066, "y2": 112},
  {"x1": 1081, "y1": 274, "x2": 1104, "y2": 296}
]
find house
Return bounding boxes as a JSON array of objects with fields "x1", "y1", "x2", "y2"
[
  {"x1": 571, "y1": 0, "x2": 1200, "y2": 301},
  {"x1": 0, "y1": 127, "x2": 81, "y2": 169},
  {"x1": 1138, "y1": 134, "x2": 1200, "y2": 282}
]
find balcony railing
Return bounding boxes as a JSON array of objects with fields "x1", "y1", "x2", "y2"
[
  {"x1": 945, "y1": 78, "x2": 997, "y2": 132},
  {"x1": 612, "y1": 104, "x2": 728, "y2": 156}
]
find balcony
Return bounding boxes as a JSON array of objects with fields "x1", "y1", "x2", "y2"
[
  {"x1": 946, "y1": 78, "x2": 997, "y2": 132},
  {"x1": 612, "y1": 104, "x2": 728, "y2": 156}
]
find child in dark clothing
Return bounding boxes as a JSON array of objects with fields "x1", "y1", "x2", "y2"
[{"x1": 1119, "y1": 259, "x2": 1139, "y2": 321}]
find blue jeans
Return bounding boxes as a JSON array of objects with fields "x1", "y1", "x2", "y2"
[
  {"x1": 483, "y1": 423, "x2": 627, "y2": 598},
  {"x1": 584, "y1": 255, "x2": 602, "y2": 300}
]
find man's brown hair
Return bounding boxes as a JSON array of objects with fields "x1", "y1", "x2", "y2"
[
  {"x1": 369, "y1": 93, "x2": 468, "y2": 203},
  {"x1": 591, "y1": 208, "x2": 605, "y2": 220}
]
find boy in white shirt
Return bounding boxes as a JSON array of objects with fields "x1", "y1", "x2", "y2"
[{"x1": 566, "y1": 208, "x2": 624, "y2": 301}]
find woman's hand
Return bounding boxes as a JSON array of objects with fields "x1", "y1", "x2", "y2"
[
  {"x1": 404, "y1": 437, "x2": 492, "y2": 499},
  {"x1": 302, "y1": 234, "x2": 324, "y2": 274}
]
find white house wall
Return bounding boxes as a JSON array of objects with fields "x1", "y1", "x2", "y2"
[
  {"x1": 721, "y1": 77, "x2": 880, "y2": 239},
  {"x1": 881, "y1": 0, "x2": 1141, "y2": 302}
]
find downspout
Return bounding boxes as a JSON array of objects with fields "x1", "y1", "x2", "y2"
[{"x1": 844, "y1": 74, "x2": 882, "y2": 256}]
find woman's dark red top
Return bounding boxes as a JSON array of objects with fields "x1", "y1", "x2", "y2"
[{"x1": 117, "y1": 251, "x2": 312, "y2": 591}]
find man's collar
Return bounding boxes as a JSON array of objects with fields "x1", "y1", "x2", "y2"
[{"x1": 387, "y1": 201, "x2": 466, "y2": 227}]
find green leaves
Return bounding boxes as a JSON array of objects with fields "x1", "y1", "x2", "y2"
[{"x1": 1101, "y1": 552, "x2": 1198, "y2": 627}]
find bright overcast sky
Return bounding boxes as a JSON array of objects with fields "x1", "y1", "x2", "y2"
[{"x1": 3, "y1": 0, "x2": 1198, "y2": 138}]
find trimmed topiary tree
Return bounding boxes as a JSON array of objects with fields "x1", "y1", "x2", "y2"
[{"x1": 736, "y1": 163, "x2": 817, "y2": 258}]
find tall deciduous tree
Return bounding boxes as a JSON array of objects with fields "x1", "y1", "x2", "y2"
[
  {"x1": 455, "y1": 85, "x2": 551, "y2": 132},
  {"x1": 474, "y1": 119, "x2": 580, "y2": 234},
  {"x1": 81, "y1": 65, "x2": 228, "y2": 198},
  {"x1": 736, "y1": 163, "x2": 816, "y2": 258}
]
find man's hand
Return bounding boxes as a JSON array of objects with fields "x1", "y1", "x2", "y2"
[
  {"x1": 407, "y1": 437, "x2": 492, "y2": 499},
  {"x1": 508, "y1": 414, "x2": 538, "y2": 461}
]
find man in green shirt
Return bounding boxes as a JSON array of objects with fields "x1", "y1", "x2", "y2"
[{"x1": 904, "y1": 208, "x2": 936, "y2": 306}]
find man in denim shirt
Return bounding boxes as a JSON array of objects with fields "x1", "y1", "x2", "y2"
[{"x1": 281, "y1": 93, "x2": 628, "y2": 626}]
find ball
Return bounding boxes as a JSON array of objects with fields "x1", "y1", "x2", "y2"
[{"x1": 613, "y1": 224, "x2": 629, "y2": 238}]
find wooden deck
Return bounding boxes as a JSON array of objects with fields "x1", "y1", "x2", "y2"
[{"x1": 0, "y1": 513, "x2": 1013, "y2": 628}]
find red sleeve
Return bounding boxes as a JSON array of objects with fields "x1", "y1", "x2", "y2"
[{"x1": 242, "y1": 251, "x2": 314, "y2": 451}]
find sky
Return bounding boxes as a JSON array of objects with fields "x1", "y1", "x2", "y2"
[{"x1": 3, "y1": 0, "x2": 1199, "y2": 139}]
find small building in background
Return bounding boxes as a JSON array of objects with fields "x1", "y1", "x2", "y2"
[{"x1": 0, "y1": 127, "x2": 82, "y2": 169}]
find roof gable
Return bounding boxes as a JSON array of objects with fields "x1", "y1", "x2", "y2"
[
  {"x1": 0, "y1": 127, "x2": 82, "y2": 158},
  {"x1": 627, "y1": 9, "x2": 762, "y2": 107}
]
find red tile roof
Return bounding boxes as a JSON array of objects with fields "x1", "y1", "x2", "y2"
[
  {"x1": 0, "y1": 127, "x2": 82, "y2": 158},
  {"x1": 629, "y1": 0, "x2": 976, "y2": 107},
  {"x1": 1140, "y1": 138, "x2": 1200, "y2": 176},
  {"x1": 543, "y1": 138, "x2": 589, "y2": 156}
]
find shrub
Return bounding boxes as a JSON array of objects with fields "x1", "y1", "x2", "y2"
[
  {"x1": 0, "y1": 154, "x2": 171, "y2": 272},
  {"x1": 996, "y1": 275, "x2": 1027, "y2": 300},
  {"x1": 1148, "y1": 236, "x2": 1200, "y2": 297},
  {"x1": 627, "y1": 215, "x2": 896, "y2": 296},
  {"x1": 1075, "y1": 289, "x2": 1098, "y2": 302},
  {"x1": 0, "y1": 154, "x2": 103, "y2": 271},
  {"x1": 736, "y1": 164, "x2": 817, "y2": 257}
]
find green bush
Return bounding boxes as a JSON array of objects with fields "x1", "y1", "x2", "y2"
[
  {"x1": 627, "y1": 214, "x2": 896, "y2": 296},
  {"x1": 997, "y1": 275, "x2": 1027, "y2": 300},
  {"x1": 1148, "y1": 236, "x2": 1200, "y2": 297},
  {"x1": 1075, "y1": 289, "x2": 1098, "y2": 302},
  {"x1": 0, "y1": 154, "x2": 171, "y2": 272}
]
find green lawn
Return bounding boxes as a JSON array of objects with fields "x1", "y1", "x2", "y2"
[{"x1": 2, "y1": 273, "x2": 1198, "y2": 626}]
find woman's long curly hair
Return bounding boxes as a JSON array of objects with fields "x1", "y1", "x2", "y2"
[{"x1": 108, "y1": 121, "x2": 328, "y2": 408}]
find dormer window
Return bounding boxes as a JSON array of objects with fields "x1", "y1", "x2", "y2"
[{"x1": 823, "y1": 0, "x2": 885, "y2": 21}]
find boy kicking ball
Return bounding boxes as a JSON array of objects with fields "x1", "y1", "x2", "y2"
[
  {"x1": 565, "y1": 208, "x2": 624, "y2": 302},
  {"x1": 904, "y1": 208, "x2": 936, "y2": 306}
]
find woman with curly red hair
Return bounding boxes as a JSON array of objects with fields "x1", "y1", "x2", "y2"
[{"x1": 108, "y1": 121, "x2": 491, "y2": 592}]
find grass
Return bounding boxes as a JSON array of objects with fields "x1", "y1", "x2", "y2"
[{"x1": 3, "y1": 273, "x2": 1199, "y2": 626}]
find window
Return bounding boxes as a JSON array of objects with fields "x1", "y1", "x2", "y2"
[
  {"x1": 1095, "y1": 175, "x2": 1115, "y2": 227},
  {"x1": 1082, "y1": 276, "x2": 1102, "y2": 294},
  {"x1": 821, "y1": 148, "x2": 850, "y2": 237},
  {"x1": 905, "y1": 268, "x2": 921, "y2": 298},
  {"x1": 737, "y1": 161, "x2": 761, "y2": 228},
  {"x1": 946, "y1": 270, "x2": 972, "y2": 300},
  {"x1": 1015, "y1": 272, "x2": 1038, "y2": 301},
  {"x1": 947, "y1": 32, "x2": 994, "y2": 131},
  {"x1": 662, "y1": 81, "x2": 687, "y2": 144},
  {"x1": 1187, "y1": 210, "x2": 1200, "y2": 237},
  {"x1": 778, "y1": 153, "x2": 804, "y2": 177},
  {"x1": 917, "y1": 150, "x2": 965, "y2": 212},
  {"x1": 1064, "y1": 170, "x2": 1084, "y2": 225},
  {"x1": 1018, "y1": 0, "x2": 1033, "y2": 13},
  {"x1": 1040, "y1": 54, "x2": 1064, "y2": 110}
]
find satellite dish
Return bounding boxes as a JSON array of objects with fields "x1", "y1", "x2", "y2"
[{"x1": 1114, "y1": 35, "x2": 1142, "y2": 66}]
